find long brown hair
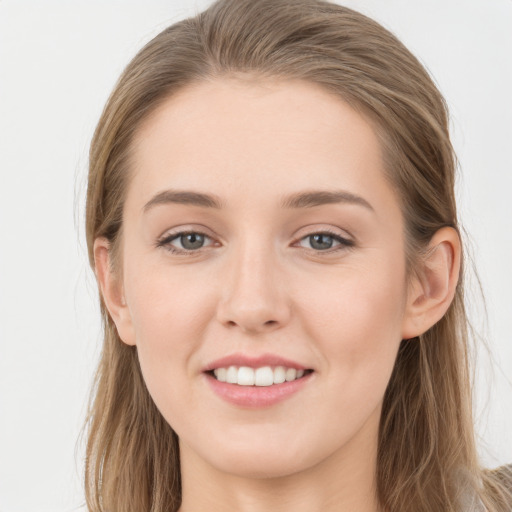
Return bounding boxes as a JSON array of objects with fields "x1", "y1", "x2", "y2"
[{"x1": 83, "y1": 0, "x2": 512, "y2": 510}]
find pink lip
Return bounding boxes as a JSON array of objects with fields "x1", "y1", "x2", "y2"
[
  {"x1": 204, "y1": 371, "x2": 314, "y2": 408},
  {"x1": 202, "y1": 352, "x2": 309, "y2": 372}
]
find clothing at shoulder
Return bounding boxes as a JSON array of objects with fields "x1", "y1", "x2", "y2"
[
  {"x1": 487, "y1": 464, "x2": 512, "y2": 511},
  {"x1": 493, "y1": 463, "x2": 512, "y2": 490}
]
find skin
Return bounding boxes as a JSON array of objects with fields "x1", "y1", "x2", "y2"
[{"x1": 95, "y1": 77, "x2": 460, "y2": 512}]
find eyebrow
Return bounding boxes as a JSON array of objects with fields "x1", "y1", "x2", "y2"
[
  {"x1": 143, "y1": 188, "x2": 374, "y2": 212},
  {"x1": 281, "y1": 189, "x2": 374, "y2": 211}
]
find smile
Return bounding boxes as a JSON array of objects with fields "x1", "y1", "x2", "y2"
[
  {"x1": 211, "y1": 365, "x2": 311, "y2": 386},
  {"x1": 204, "y1": 368, "x2": 314, "y2": 408}
]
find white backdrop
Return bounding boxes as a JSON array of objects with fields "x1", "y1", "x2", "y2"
[{"x1": 0, "y1": 1, "x2": 511, "y2": 511}]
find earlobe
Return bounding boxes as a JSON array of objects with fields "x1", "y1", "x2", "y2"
[
  {"x1": 93, "y1": 237, "x2": 136, "y2": 346},
  {"x1": 401, "y1": 227, "x2": 461, "y2": 339}
]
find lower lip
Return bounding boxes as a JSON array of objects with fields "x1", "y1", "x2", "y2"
[{"x1": 204, "y1": 372, "x2": 313, "y2": 408}]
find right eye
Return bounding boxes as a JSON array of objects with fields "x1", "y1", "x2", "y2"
[{"x1": 156, "y1": 231, "x2": 216, "y2": 254}]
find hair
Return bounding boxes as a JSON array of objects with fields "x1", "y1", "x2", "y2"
[{"x1": 83, "y1": 0, "x2": 512, "y2": 510}]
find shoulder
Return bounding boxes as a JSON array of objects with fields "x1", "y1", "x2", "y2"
[
  {"x1": 486, "y1": 464, "x2": 512, "y2": 510},
  {"x1": 490, "y1": 463, "x2": 512, "y2": 488}
]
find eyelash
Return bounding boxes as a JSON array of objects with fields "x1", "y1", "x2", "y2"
[{"x1": 156, "y1": 229, "x2": 355, "y2": 255}]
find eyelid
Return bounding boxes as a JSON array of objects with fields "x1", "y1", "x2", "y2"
[
  {"x1": 293, "y1": 225, "x2": 354, "y2": 242},
  {"x1": 156, "y1": 224, "x2": 217, "y2": 243}
]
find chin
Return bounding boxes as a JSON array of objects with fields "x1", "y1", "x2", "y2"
[
  {"x1": 213, "y1": 454, "x2": 310, "y2": 480},
  {"x1": 195, "y1": 436, "x2": 321, "y2": 480}
]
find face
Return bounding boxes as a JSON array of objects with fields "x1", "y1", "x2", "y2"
[{"x1": 114, "y1": 78, "x2": 412, "y2": 479}]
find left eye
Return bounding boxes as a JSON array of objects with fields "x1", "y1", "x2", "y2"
[{"x1": 296, "y1": 232, "x2": 353, "y2": 251}]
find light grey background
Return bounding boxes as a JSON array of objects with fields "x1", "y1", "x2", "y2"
[{"x1": 0, "y1": 1, "x2": 511, "y2": 511}]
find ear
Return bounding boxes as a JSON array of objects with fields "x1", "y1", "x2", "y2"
[
  {"x1": 401, "y1": 227, "x2": 461, "y2": 339},
  {"x1": 93, "y1": 237, "x2": 136, "y2": 346}
]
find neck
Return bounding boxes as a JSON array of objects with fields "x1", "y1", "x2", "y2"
[{"x1": 178, "y1": 415, "x2": 381, "y2": 512}]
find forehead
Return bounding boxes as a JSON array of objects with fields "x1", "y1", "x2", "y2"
[{"x1": 127, "y1": 77, "x2": 396, "y2": 216}]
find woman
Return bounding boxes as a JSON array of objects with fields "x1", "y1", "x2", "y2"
[{"x1": 83, "y1": 0, "x2": 512, "y2": 510}]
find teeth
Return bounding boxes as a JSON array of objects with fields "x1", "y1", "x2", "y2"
[
  {"x1": 274, "y1": 366, "x2": 286, "y2": 384},
  {"x1": 226, "y1": 366, "x2": 238, "y2": 384},
  {"x1": 212, "y1": 365, "x2": 309, "y2": 386},
  {"x1": 215, "y1": 367, "x2": 227, "y2": 382},
  {"x1": 285, "y1": 368, "x2": 297, "y2": 381},
  {"x1": 238, "y1": 366, "x2": 255, "y2": 386}
]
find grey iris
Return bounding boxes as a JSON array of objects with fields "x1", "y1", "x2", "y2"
[
  {"x1": 181, "y1": 233, "x2": 205, "y2": 250},
  {"x1": 309, "y1": 234, "x2": 334, "y2": 250}
]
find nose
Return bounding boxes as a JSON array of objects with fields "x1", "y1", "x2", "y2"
[{"x1": 215, "y1": 242, "x2": 291, "y2": 335}]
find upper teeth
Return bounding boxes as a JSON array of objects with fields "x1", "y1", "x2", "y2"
[{"x1": 213, "y1": 366, "x2": 305, "y2": 386}]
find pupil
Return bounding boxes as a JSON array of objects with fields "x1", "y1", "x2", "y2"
[
  {"x1": 182, "y1": 233, "x2": 204, "y2": 250},
  {"x1": 310, "y1": 234, "x2": 333, "y2": 250}
]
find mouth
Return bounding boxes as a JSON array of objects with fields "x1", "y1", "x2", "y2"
[{"x1": 206, "y1": 366, "x2": 314, "y2": 386}]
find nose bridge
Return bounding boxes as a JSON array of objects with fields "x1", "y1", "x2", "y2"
[{"x1": 216, "y1": 232, "x2": 290, "y2": 333}]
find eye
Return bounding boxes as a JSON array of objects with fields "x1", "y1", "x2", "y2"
[
  {"x1": 296, "y1": 231, "x2": 354, "y2": 252},
  {"x1": 156, "y1": 231, "x2": 215, "y2": 254},
  {"x1": 156, "y1": 228, "x2": 354, "y2": 255}
]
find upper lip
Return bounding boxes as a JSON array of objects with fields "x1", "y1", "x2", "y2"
[{"x1": 203, "y1": 353, "x2": 310, "y2": 372}]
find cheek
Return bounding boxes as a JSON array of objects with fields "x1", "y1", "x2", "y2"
[
  {"x1": 124, "y1": 274, "x2": 215, "y2": 436},
  {"x1": 293, "y1": 265, "x2": 405, "y2": 444},
  {"x1": 123, "y1": 262, "x2": 214, "y2": 399},
  {"x1": 300, "y1": 256, "x2": 406, "y2": 383},
  {"x1": 126, "y1": 257, "x2": 210, "y2": 339}
]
